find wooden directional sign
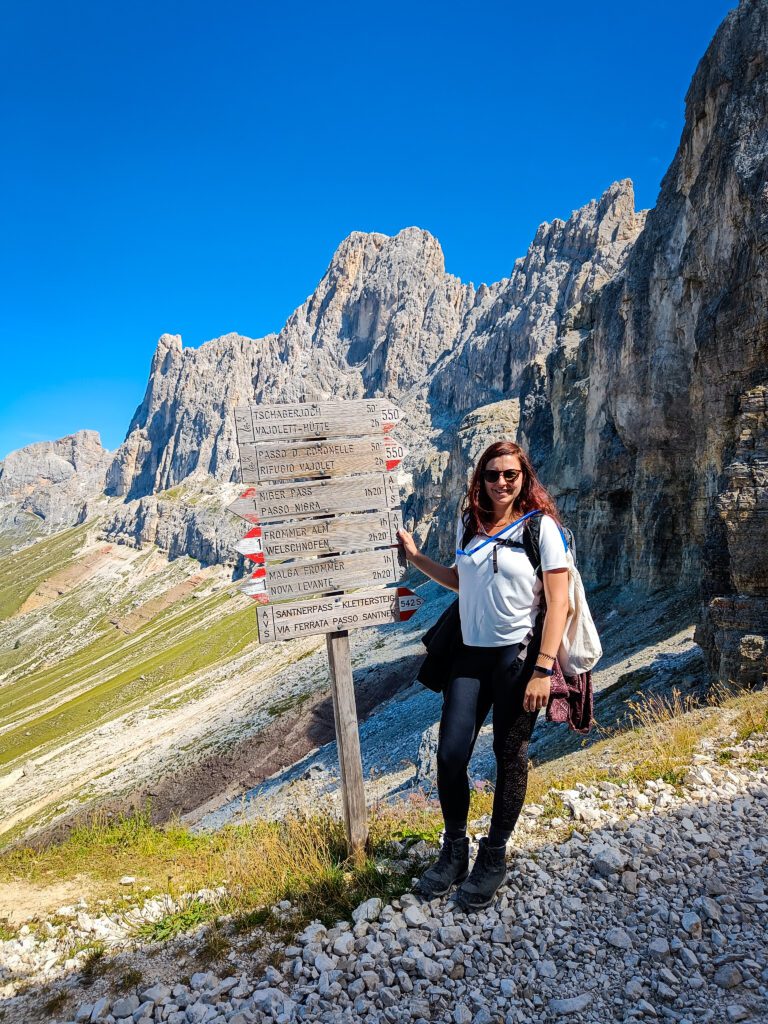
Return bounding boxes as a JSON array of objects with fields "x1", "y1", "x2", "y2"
[
  {"x1": 235, "y1": 398, "x2": 404, "y2": 444},
  {"x1": 228, "y1": 395, "x2": 415, "y2": 861},
  {"x1": 235, "y1": 510, "x2": 403, "y2": 563},
  {"x1": 228, "y1": 473, "x2": 401, "y2": 524},
  {"x1": 239, "y1": 436, "x2": 407, "y2": 484},
  {"x1": 256, "y1": 587, "x2": 423, "y2": 643},
  {"x1": 241, "y1": 547, "x2": 406, "y2": 603}
]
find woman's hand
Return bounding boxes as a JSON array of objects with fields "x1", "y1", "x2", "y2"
[
  {"x1": 397, "y1": 528, "x2": 421, "y2": 562},
  {"x1": 523, "y1": 672, "x2": 551, "y2": 713},
  {"x1": 396, "y1": 529, "x2": 460, "y2": 592}
]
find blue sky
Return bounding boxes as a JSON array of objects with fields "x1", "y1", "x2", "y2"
[{"x1": 1, "y1": 0, "x2": 735, "y2": 460}]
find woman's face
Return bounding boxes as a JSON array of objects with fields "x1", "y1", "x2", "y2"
[{"x1": 483, "y1": 454, "x2": 524, "y2": 513}]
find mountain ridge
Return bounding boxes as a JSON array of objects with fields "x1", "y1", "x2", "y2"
[{"x1": 2, "y1": 1, "x2": 766, "y2": 698}]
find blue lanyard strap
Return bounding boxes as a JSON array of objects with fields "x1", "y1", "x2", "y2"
[{"x1": 456, "y1": 509, "x2": 543, "y2": 558}]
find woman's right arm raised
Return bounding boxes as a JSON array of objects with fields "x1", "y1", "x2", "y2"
[{"x1": 396, "y1": 528, "x2": 460, "y2": 593}]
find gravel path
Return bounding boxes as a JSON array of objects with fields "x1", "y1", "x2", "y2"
[{"x1": 3, "y1": 727, "x2": 766, "y2": 1024}]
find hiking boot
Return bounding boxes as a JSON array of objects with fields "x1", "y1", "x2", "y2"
[
  {"x1": 455, "y1": 837, "x2": 507, "y2": 910},
  {"x1": 417, "y1": 835, "x2": 470, "y2": 898}
]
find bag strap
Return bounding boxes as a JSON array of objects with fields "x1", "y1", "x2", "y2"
[
  {"x1": 456, "y1": 509, "x2": 542, "y2": 558},
  {"x1": 522, "y1": 514, "x2": 543, "y2": 580}
]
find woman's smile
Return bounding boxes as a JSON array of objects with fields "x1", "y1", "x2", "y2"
[{"x1": 484, "y1": 455, "x2": 524, "y2": 512}]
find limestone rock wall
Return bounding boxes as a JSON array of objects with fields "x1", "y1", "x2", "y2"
[
  {"x1": 98, "y1": 193, "x2": 638, "y2": 569},
  {"x1": 427, "y1": 180, "x2": 645, "y2": 420},
  {"x1": 102, "y1": 492, "x2": 245, "y2": 567},
  {"x1": 0, "y1": 430, "x2": 111, "y2": 537},
  {"x1": 517, "y1": 0, "x2": 768, "y2": 684},
  {"x1": 105, "y1": 229, "x2": 474, "y2": 505}
]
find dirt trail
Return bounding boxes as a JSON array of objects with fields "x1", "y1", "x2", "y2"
[
  {"x1": 110, "y1": 572, "x2": 210, "y2": 634},
  {"x1": 25, "y1": 650, "x2": 422, "y2": 847},
  {"x1": 16, "y1": 545, "x2": 117, "y2": 615},
  {"x1": 0, "y1": 877, "x2": 91, "y2": 926}
]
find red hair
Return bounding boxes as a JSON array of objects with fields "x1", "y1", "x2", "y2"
[{"x1": 460, "y1": 441, "x2": 560, "y2": 543}]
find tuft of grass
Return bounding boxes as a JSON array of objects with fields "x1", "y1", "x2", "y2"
[
  {"x1": 525, "y1": 683, "x2": 768, "y2": 803},
  {"x1": 196, "y1": 921, "x2": 230, "y2": 965},
  {"x1": 137, "y1": 898, "x2": 215, "y2": 943},
  {"x1": 76, "y1": 942, "x2": 107, "y2": 986},
  {"x1": 267, "y1": 691, "x2": 311, "y2": 718},
  {"x1": 733, "y1": 697, "x2": 768, "y2": 744},
  {"x1": 116, "y1": 967, "x2": 144, "y2": 991},
  {"x1": 539, "y1": 793, "x2": 568, "y2": 821},
  {"x1": 41, "y1": 989, "x2": 69, "y2": 1016},
  {"x1": 3, "y1": 805, "x2": 416, "y2": 943}
]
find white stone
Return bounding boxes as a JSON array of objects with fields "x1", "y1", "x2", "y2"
[
  {"x1": 714, "y1": 964, "x2": 743, "y2": 989},
  {"x1": 402, "y1": 904, "x2": 428, "y2": 928},
  {"x1": 591, "y1": 844, "x2": 628, "y2": 876},
  {"x1": 726, "y1": 1006, "x2": 750, "y2": 1022},
  {"x1": 352, "y1": 897, "x2": 383, "y2": 924},
  {"x1": 681, "y1": 911, "x2": 702, "y2": 937},
  {"x1": 606, "y1": 927, "x2": 634, "y2": 950},
  {"x1": 549, "y1": 993, "x2": 592, "y2": 1014},
  {"x1": 537, "y1": 960, "x2": 557, "y2": 979},
  {"x1": 332, "y1": 931, "x2": 355, "y2": 956},
  {"x1": 250, "y1": 988, "x2": 296, "y2": 1017}
]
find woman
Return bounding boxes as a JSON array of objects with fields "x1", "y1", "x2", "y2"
[{"x1": 396, "y1": 441, "x2": 569, "y2": 909}]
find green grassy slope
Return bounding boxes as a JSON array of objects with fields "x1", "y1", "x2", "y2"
[
  {"x1": 0, "y1": 592, "x2": 258, "y2": 768},
  {"x1": 0, "y1": 522, "x2": 91, "y2": 619},
  {"x1": 0, "y1": 525, "x2": 261, "y2": 775}
]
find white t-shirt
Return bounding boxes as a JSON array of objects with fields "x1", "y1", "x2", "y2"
[{"x1": 455, "y1": 512, "x2": 569, "y2": 647}]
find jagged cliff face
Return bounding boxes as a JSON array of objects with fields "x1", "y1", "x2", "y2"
[
  {"x1": 98, "y1": 191, "x2": 642, "y2": 571},
  {"x1": 514, "y1": 0, "x2": 767, "y2": 685},
  {"x1": 105, "y1": 230, "x2": 475, "y2": 503},
  {"x1": 0, "y1": 431, "x2": 111, "y2": 544},
  {"x1": 427, "y1": 182, "x2": 646, "y2": 420},
  {"x1": 3, "y1": 2, "x2": 765, "y2": 686}
]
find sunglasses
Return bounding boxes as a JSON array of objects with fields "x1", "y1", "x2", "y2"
[{"x1": 482, "y1": 468, "x2": 522, "y2": 483}]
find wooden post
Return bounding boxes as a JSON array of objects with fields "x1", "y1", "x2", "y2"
[
  {"x1": 325, "y1": 629, "x2": 368, "y2": 861},
  {"x1": 231, "y1": 401, "x2": 412, "y2": 863}
]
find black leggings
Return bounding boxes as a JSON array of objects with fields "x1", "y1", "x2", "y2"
[{"x1": 437, "y1": 637, "x2": 540, "y2": 832}]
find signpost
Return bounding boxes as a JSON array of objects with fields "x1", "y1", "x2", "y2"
[
  {"x1": 227, "y1": 473, "x2": 401, "y2": 523},
  {"x1": 238, "y1": 436, "x2": 407, "y2": 484},
  {"x1": 235, "y1": 398, "x2": 404, "y2": 443},
  {"x1": 240, "y1": 547, "x2": 406, "y2": 603},
  {"x1": 234, "y1": 510, "x2": 403, "y2": 562},
  {"x1": 230, "y1": 397, "x2": 422, "y2": 860}
]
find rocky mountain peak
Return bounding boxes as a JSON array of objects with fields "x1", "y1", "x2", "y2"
[
  {"x1": 425, "y1": 179, "x2": 645, "y2": 422},
  {"x1": 0, "y1": 430, "x2": 108, "y2": 497},
  {"x1": 0, "y1": 430, "x2": 111, "y2": 538}
]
